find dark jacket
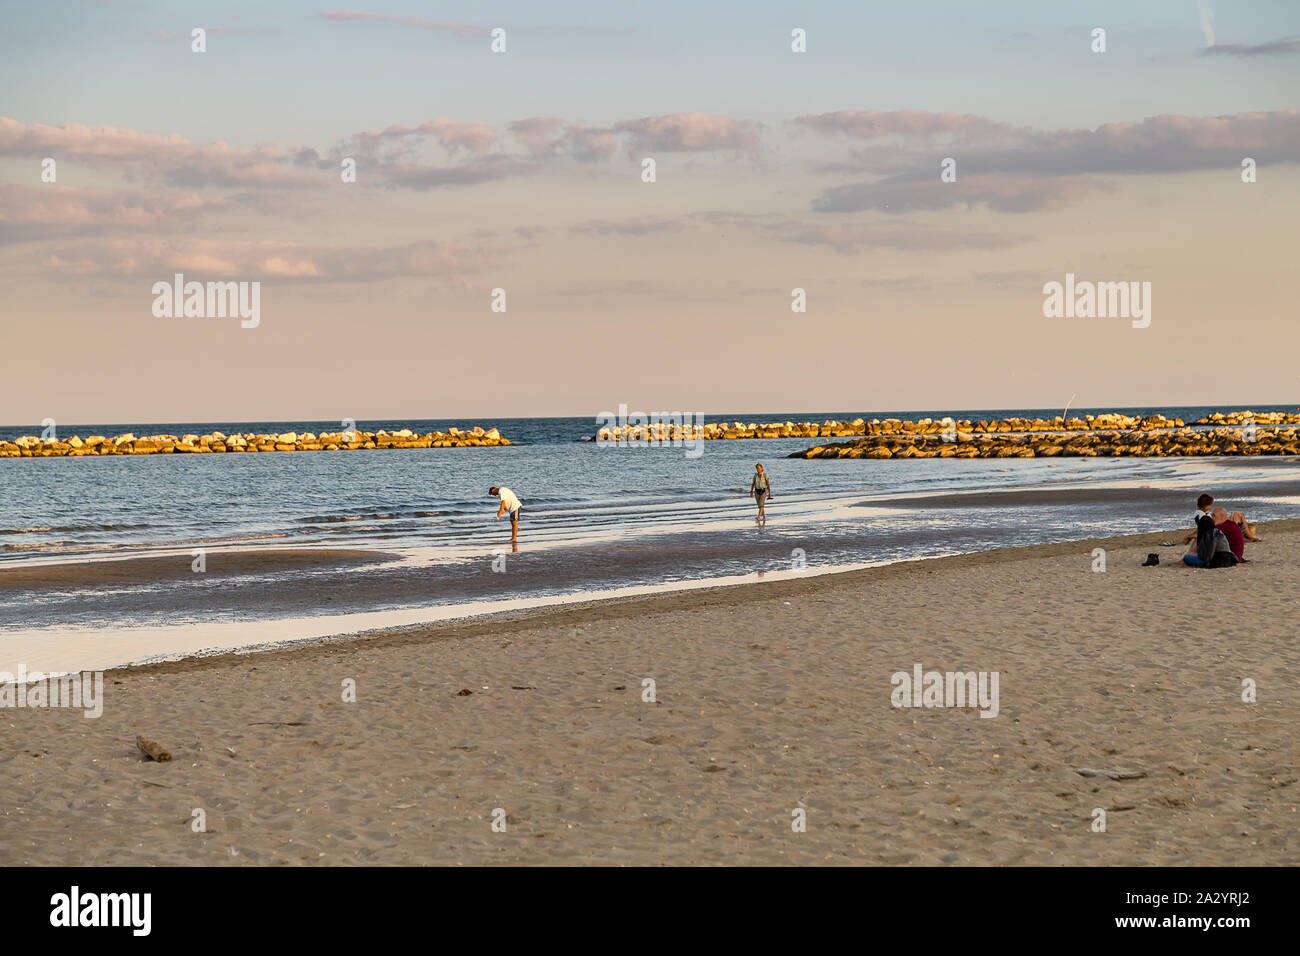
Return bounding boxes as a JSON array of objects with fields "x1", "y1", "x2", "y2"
[{"x1": 1195, "y1": 514, "x2": 1238, "y2": 568}]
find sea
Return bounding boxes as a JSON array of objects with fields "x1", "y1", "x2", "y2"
[{"x1": 2, "y1": 405, "x2": 1299, "y2": 673}]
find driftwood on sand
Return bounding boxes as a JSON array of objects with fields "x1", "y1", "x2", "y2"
[{"x1": 136, "y1": 735, "x2": 172, "y2": 762}]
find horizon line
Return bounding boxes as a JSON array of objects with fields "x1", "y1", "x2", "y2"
[{"x1": 3, "y1": 401, "x2": 1297, "y2": 431}]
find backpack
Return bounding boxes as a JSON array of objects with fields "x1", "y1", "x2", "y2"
[
  {"x1": 1196, "y1": 514, "x2": 1238, "y2": 568},
  {"x1": 1209, "y1": 530, "x2": 1239, "y2": 567},
  {"x1": 1194, "y1": 514, "x2": 1218, "y2": 565}
]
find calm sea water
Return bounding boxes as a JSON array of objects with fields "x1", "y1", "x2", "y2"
[{"x1": 2, "y1": 405, "x2": 1299, "y2": 643}]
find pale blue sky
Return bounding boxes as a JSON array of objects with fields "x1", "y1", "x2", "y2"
[
  {"x1": 2, "y1": 1, "x2": 1298, "y2": 420},
  {"x1": 4, "y1": 1, "x2": 1298, "y2": 148}
]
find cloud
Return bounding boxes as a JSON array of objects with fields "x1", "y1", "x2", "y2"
[
  {"x1": 343, "y1": 119, "x2": 498, "y2": 158},
  {"x1": 814, "y1": 173, "x2": 1113, "y2": 214},
  {"x1": 559, "y1": 125, "x2": 619, "y2": 162},
  {"x1": 370, "y1": 156, "x2": 538, "y2": 189},
  {"x1": 507, "y1": 118, "x2": 565, "y2": 155},
  {"x1": 0, "y1": 111, "x2": 767, "y2": 201},
  {"x1": 1197, "y1": 0, "x2": 1215, "y2": 48},
  {"x1": 794, "y1": 110, "x2": 1024, "y2": 143},
  {"x1": 508, "y1": 113, "x2": 759, "y2": 160},
  {"x1": 504, "y1": 120, "x2": 622, "y2": 162},
  {"x1": 0, "y1": 117, "x2": 321, "y2": 188},
  {"x1": 614, "y1": 113, "x2": 760, "y2": 154},
  {"x1": 805, "y1": 110, "x2": 1300, "y2": 213},
  {"x1": 317, "y1": 11, "x2": 487, "y2": 38},
  {"x1": 1202, "y1": 36, "x2": 1300, "y2": 57},
  {"x1": 37, "y1": 237, "x2": 499, "y2": 281},
  {"x1": 0, "y1": 184, "x2": 228, "y2": 244}
]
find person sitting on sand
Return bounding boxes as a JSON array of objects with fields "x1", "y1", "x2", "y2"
[
  {"x1": 1182, "y1": 492, "x2": 1214, "y2": 548},
  {"x1": 750, "y1": 463, "x2": 772, "y2": 526},
  {"x1": 1183, "y1": 498, "x2": 1238, "y2": 568},
  {"x1": 1228, "y1": 510, "x2": 1261, "y2": 542},
  {"x1": 489, "y1": 486, "x2": 522, "y2": 543},
  {"x1": 1182, "y1": 496, "x2": 1260, "y2": 551},
  {"x1": 1212, "y1": 507, "x2": 1246, "y2": 563}
]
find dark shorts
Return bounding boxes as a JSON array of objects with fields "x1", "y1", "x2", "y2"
[
  {"x1": 510, "y1": 508, "x2": 521, "y2": 523},
  {"x1": 754, "y1": 491, "x2": 767, "y2": 504}
]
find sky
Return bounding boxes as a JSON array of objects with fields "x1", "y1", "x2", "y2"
[{"x1": 1, "y1": 0, "x2": 1298, "y2": 424}]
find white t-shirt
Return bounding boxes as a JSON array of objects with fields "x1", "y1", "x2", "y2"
[{"x1": 497, "y1": 487, "x2": 522, "y2": 513}]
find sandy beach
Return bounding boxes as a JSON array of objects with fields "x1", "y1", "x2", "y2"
[{"x1": 2, "y1": 520, "x2": 1295, "y2": 866}]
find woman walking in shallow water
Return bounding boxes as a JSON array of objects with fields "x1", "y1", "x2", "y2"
[{"x1": 750, "y1": 463, "x2": 772, "y2": 526}]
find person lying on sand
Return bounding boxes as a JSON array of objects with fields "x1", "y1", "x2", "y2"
[{"x1": 489, "y1": 486, "x2": 522, "y2": 544}]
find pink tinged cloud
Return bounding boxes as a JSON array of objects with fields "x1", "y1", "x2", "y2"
[
  {"x1": 349, "y1": 119, "x2": 498, "y2": 157},
  {"x1": 614, "y1": 112, "x2": 761, "y2": 154},
  {"x1": 507, "y1": 118, "x2": 565, "y2": 155},
  {"x1": 0, "y1": 184, "x2": 224, "y2": 246},
  {"x1": 38, "y1": 239, "x2": 498, "y2": 281},
  {"x1": 0, "y1": 117, "x2": 321, "y2": 188},
  {"x1": 561, "y1": 125, "x2": 618, "y2": 162}
]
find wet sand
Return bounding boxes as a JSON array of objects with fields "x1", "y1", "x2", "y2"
[
  {"x1": 0, "y1": 548, "x2": 393, "y2": 591},
  {"x1": 1, "y1": 520, "x2": 1296, "y2": 865}
]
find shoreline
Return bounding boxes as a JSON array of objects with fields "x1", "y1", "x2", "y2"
[
  {"x1": 6, "y1": 511, "x2": 1300, "y2": 677},
  {"x1": 96, "y1": 516, "x2": 1300, "y2": 680},
  {"x1": 3, "y1": 520, "x2": 1295, "y2": 864},
  {"x1": 12, "y1": 515, "x2": 1300, "y2": 681}
]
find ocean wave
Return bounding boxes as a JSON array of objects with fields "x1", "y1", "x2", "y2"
[
  {"x1": 0, "y1": 523, "x2": 151, "y2": 534},
  {"x1": 2, "y1": 541, "x2": 123, "y2": 553},
  {"x1": 296, "y1": 509, "x2": 451, "y2": 524}
]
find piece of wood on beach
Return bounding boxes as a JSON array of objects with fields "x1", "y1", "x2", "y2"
[
  {"x1": 136, "y1": 734, "x2": 172, "y2": 762},
  {"x1": 1074, "y1": 768, "x2": 1146, "y2": 780}
]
